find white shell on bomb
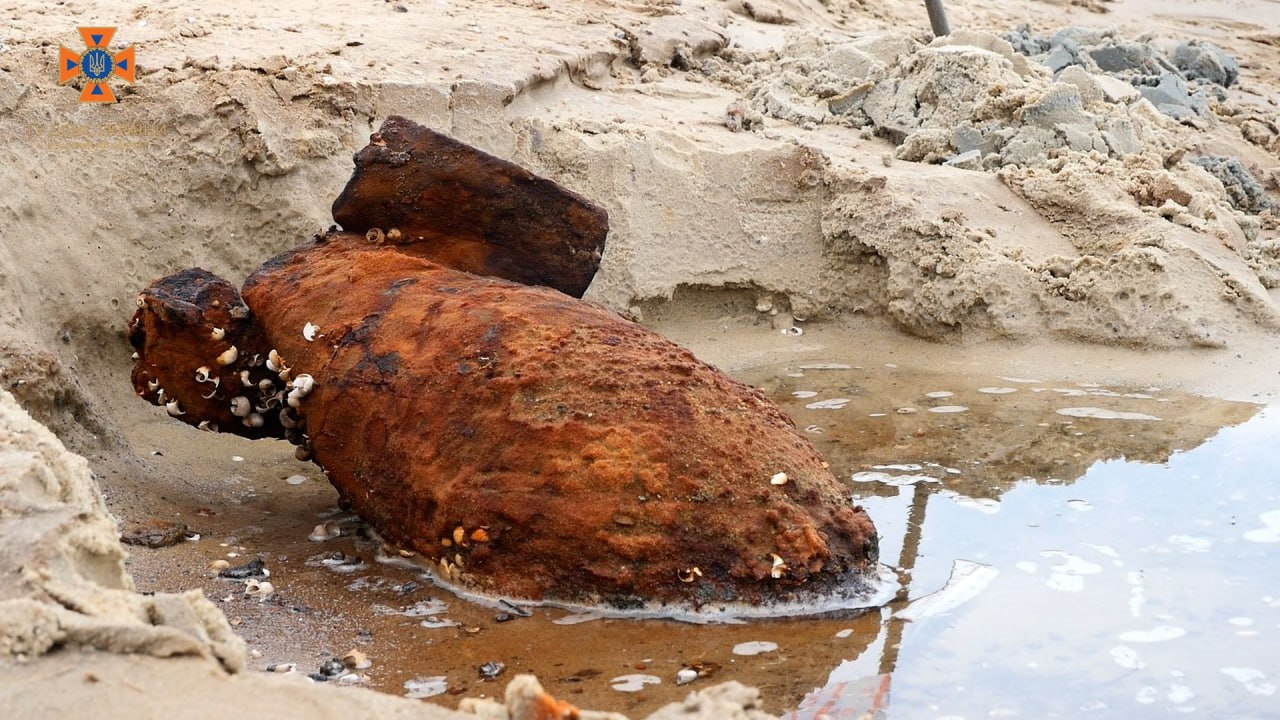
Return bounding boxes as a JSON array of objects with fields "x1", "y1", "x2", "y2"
[
  {"x1": 216, "y1": 346, "x2": 239, "y2": 366},
  {"x1": 291, "y1": 374, "x2": 315, "y2": 395}
]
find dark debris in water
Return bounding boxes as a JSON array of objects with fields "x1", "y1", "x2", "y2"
[
  {"x1": 499, "y1": 599, "x2": 531, "y2": 617},
  {"x1": 564, "y1": 668, "x2": 602, "y2": 682},
  {"x1": 317, "y1": 658, "x2": 346, "y2": 678},
  {"x1": 318, "y1": 551, "x2": 365, "y2": 571},
  {"x1": 219, "y1": 558, "x2": 266, "y2": 579}
]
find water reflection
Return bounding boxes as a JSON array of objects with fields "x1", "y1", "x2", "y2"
[{"x1": 742, "y1": 362, "x2": 1278, "y2": 719}]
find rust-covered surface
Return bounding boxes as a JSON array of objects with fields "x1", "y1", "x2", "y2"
[
  {"x1": 331, "y1": 115, "x2": 608, "y2": 298},
  {"x1": 129, "y1": 118, "x2": 878, "y2": 609},
  {"x1": 130, "y1": 268, "x2": 286, "y2": 441}
]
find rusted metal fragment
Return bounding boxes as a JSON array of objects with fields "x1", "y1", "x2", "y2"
[
  {"x1": 331, "y1": 116, "x2": 608, "y2": 298},
  {"x1": 224, "y1": 233, "x2": 878, "y2": 607},
  {"x1": 129, "y1": 268, "x2": 287, "y2": 441}
]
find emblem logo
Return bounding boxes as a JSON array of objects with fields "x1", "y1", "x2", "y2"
[{"x1": 58, "y1": 27, "x2": 136, "y2": 103}]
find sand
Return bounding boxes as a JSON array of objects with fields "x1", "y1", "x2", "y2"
[{"x1": 0, "y1": 0, "x2": 1277, "y2": 716}]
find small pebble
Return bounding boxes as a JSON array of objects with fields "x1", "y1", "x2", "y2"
[
  {"x1": 309, "y1": 522, "x2": 342, "y2": 542},
  {"x1": 244, "y1": 579, "x2": 275, "y2": 598},
  {"x1": 343, "y1": 650, "x2": 372, "y2": 670},
  {"x1": 499, "y1": 601, "x2": 531, "y2": 617},
  {"x1": 318, "y1": 552, "x2": 364, "y2": 571}
]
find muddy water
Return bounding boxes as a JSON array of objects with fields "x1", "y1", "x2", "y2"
[{"x1": 121, "y1": 360, "x2": 1280, "y2": 718}]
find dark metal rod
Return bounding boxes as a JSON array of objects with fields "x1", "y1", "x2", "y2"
[{"x1": 925, "y1": 0, "x2": 951, "y2": 37}]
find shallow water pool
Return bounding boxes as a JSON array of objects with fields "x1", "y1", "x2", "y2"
[{"x1": 752, "y1": 361, "x2": 1279, "y2": 718}]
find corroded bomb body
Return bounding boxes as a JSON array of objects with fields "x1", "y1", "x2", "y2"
[{"x1": 128, "y1": 116, "x2": 879, "y2": 610}]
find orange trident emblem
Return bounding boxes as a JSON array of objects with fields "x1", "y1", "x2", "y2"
[{"x1": 58, "y1": 27, "x2": 136, "y2": 103}]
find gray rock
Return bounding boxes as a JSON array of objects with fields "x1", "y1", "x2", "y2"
[
  {"x1": 1021, "y1": 83, "x2": 1089, "y2": 129},
  {"x1": 1100, "y1": 117, "x2": 1141, "y2": 155},
  {"x1": 1155, "y1": 103, "x2": 1196, "y2": 122},
  {"x1": 1049, "y1": 27, "x2": 1112, "y2": 48},
  {"x1": 944, "y1": 149, "x2": 983, "y2": 169},
  {"x1": 1056, "y1": 65, "x2": 1104, "y2": 105},
  {"x1": 1045, "y1": 41, "x2": 1086, "y2": 73},
  {"x1": 1087, "y1": 40, "x2": 1174, "y2": 76},
  {"x1": 1191, "y1": 155, "x2": 1275, "y2": 212},
  {"x1": 1000, "y1": 126, "x2": 1059, "y2": 166},
  {"x1": 952, "y1": 125, "x2": 984, "y2": 154},
  {"x1": 1094, "y1": 74, "x2": 1140, "y2": 103},
  {"x1": 1172, "y1": 40, "x2": 1239, "y2": 87},
  {"x1": 1002, "y1": 25, "x2": 1050, "y2": 56},
  {"x1": 1061, "y1": 124, "x2": 1105, "y2": 153},
  {"x1": 1137, "y1": 73, "x2": 1209, "y2": 118}
]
